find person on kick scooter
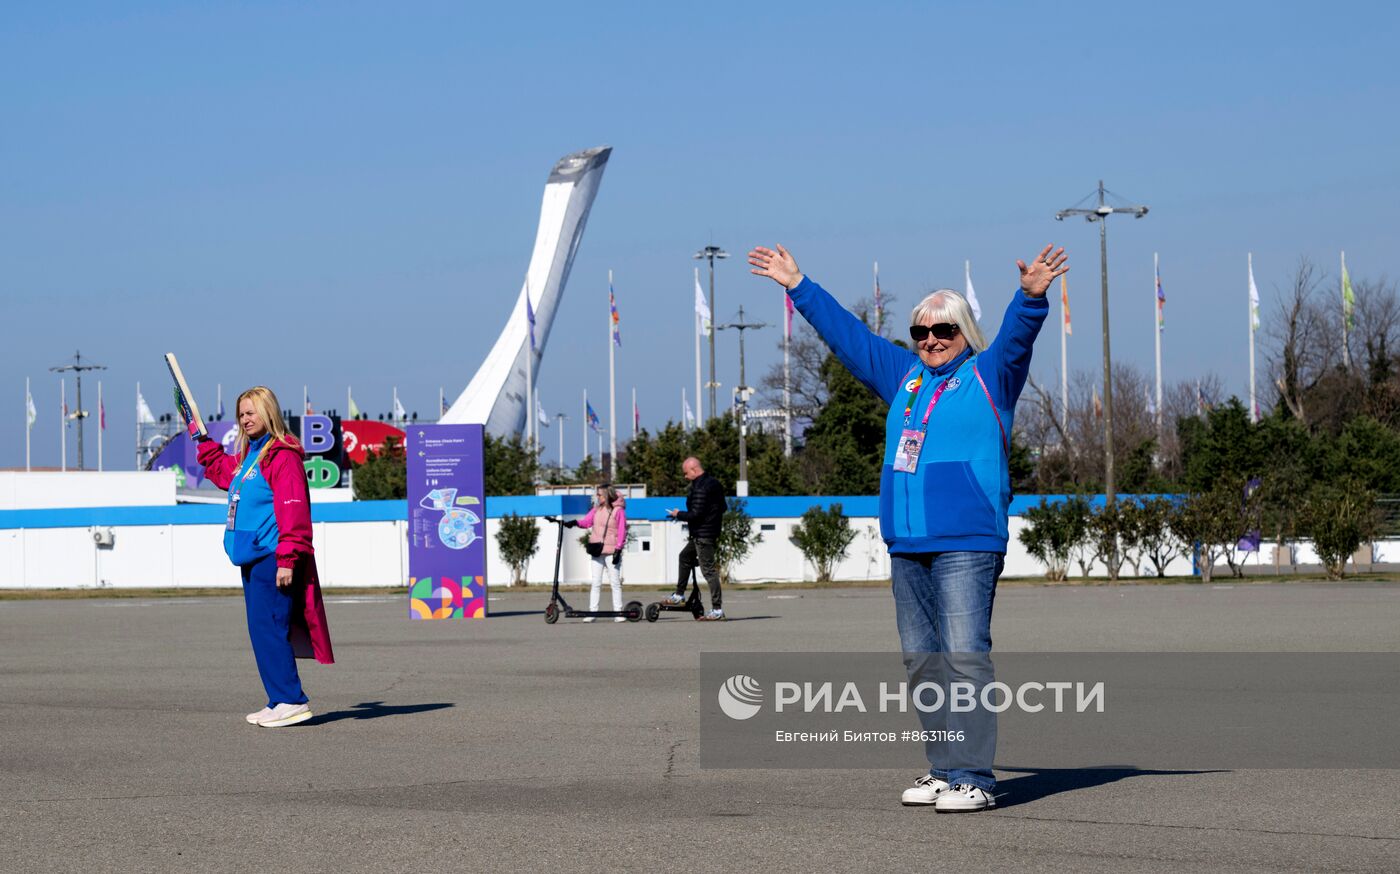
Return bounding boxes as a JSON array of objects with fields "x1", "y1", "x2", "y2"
[
  {"x1": 564, "y1": 484, "x2": 628, "y2": 623},
  {"x1": 665, "y1": 457, "x2": 727, "y2": 621}
]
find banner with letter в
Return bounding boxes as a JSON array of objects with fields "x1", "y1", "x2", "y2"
[{"x1": 406, "y1": 424, "x2": 487, "y2": 620}]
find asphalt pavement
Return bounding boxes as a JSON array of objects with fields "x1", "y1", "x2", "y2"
[{"x1": 2, "y1": 582, "x2": 1398, "y2": 873}]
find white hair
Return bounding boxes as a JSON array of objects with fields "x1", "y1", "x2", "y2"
[{"x1": 910, "y1": 289, "x2": 987, "y2": 352}]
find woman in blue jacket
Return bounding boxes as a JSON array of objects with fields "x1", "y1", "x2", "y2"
[{"x1": 749, "y1": 243, "x2": 1067, "y2": 812}]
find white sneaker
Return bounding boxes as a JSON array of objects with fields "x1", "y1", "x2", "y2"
[
  {"x1": 245, "y1": 706, "x2": 273, "y2": 725},
  {"x1": 934, "y1": 783, "x2": 996, "y2": 813},
  {"x1": 901, "y1": 774, "x2": 950, "y2": 806},
  {"x1": 664, "y1": 593, "x2": 685, "y2": 605},
  {"x1": 614, "y1": 616, "x2": 627, "y2": 623},
  {"x1": 702, "y1": 608, "x2": 725, "y2": 621},
  {"x1": 582, "y1": 617, "x2": 596, "y2": 623},
  {"x1": 257, "y1": 702, "x2": 313, "y2": 728}
]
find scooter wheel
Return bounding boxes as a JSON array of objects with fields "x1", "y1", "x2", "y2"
[
  {"x1": 544, "y1": 602, "x2": 560, "y2": 624},
  {"x1": 645, "y1": 603, "x2": 661, "y2": 623},
  {"x1": 624, "y1": 600, "x2": 644, "y2": 623}
]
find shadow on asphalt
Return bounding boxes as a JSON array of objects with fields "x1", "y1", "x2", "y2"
[
  {"x1": 992, "y1": 766, "x2": 1227, "y2": 808},
  {"x1": 484, "y1": 610, "x2": 545, "y2": 618},
  {"x1": 306, "y1": 701, "x2": 455, "y2": 725}
]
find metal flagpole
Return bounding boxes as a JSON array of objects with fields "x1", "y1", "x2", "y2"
[
  {"x1": 60, "y1": 378, "x2": 67, "y2": 472},
  {"x1": 26, "y1": 377, "x2": 31, "y2": 472},
  {"x1": 526, "y1": 320, "x2": 534, "y2": 449},
  {"x1": 682, "y1": 387, "x2": 687, "y2": 430},
  {"x1": 694, "y1": 268, "x2": 703, "y2": 425},
  {"x1": 1341, "y1": 251, "x2": 1351, "y2": 372},
  {"x1": 135, "y1": 382, "x2": 140, "y2": 471},
  {"x1": 1249, "y1": 253, "x2": 1258, "y2": 423},
  {"x1": 631, "y1": 386, "x2": 637, "y2": 440},
  {"x1": 217, "y1": 384, "x2": 222, "y2": 421},
  {"x1": 557, "y1": 413, "x2": 567, "y2": 470},
  {"x1": 608, "y1": 270, "x2": 616, "y2": 478},
  {"x1": 302, "y1": 386, "x2": 308, "y2": 442},
  {"x1": 1061, "y1": 276, "x2": 1069, "y2": 435},
  {"x1": 347, "y1": 386, "x2": 352, "y2": 422},
  {"x1": 97, "y1": 380, "x2": 103, "y2": 472},
  {"x1": 1154, "y1": 253, "x2": 1163, "y2": 441},
  {"x1": 581, "y1": 390, "x2": 587, "y2": 462},
  {"x1": 438, "y1": 387, "x2": 444, "y2": 422},
  {"x1": 783, "y1": 285, "x2": 792, "y2": 457}
]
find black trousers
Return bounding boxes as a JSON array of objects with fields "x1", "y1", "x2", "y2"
[{"x1": 676, "y1": 537, "x2": 722, "y2": 609}]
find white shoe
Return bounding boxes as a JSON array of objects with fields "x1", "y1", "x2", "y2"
[
  {"x1": 934, "y1": 783, "x2": 996, "y2": 813},
  {"x1": 582, "y1": 617, "x2": 596, "y2": 623},
  {"x1": 900, "y1": 774, "x2": 950, "y2": 806},
  {"x1": 664, "y1": 593, "x2": 685, "y2": 605},
  {"x1": 245, "y1": 706, "x2": 273, "y2": 725},
  {"x1": 257, "y1": 702, "x2": 313, "y2": 728},
  {"x1": 614, "y1": 616, "x2": 627, "y2": 623}
]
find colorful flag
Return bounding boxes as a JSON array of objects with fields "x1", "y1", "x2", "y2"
[
  {"x1": 694, "y1": 268, "x2": 711, "y2": 336},
  {"x1": 1145, "y1": 384, "x2": 1155, "y2": 418},
  {"x1": 441, "y1": 395, "x2": 450, "y2": 415},
  {"x1": 1155, "y1": 260, "x2": 1165, "y2": 332},
  {"x1": 609, "y1": 280, "x2": 621, "y2": 347},
  {"x1": 136, "y1": 389, "x2": 156, "y2": 425},
  {"x1": 348, "y1": 393, "x2": 361, "y2": 420},
  {"x1": 965, "y1": 260, "x2": 982, "y2": 322},
  {"x1": 526, "y1": 292, "x2": 537, "y2": 351},
  {"x1": 633, "y1": 396, "x2": 640, "y2": 434},
  {"x1": 1092, "y1": 387, "x2": 1102, "y2": 420},
  {"x1": 217, "y1": 391, "x2": 225, "y2": 420},
  {"x1": 100, "y1": 397, "x2": 106, "y2": 431},
  {"x1": 1061, "y1": 275, "x2": 1072, "y2": 335},
  {"x1": 1196, "y1": 383, "x2": 1210, "y2": 415},
  {"x1": 873, "y1": 261, "x2": 883, "y2": 332},
  {"x1": 26, "y1": 387, "x2": 36, "y2": 430},
  {"x1": 393, "y1": 394, "x2": 407, "y2": 422},
  {"x1": 305, "y1": 396, "x2": 314, "y2": 415},
  {"x1": 684, "y1": 396, "x2": 696, "y2": 428},
  {"x1": 1341, "y1": 252, "x2": 1355, "y2": 332},
  {"x1": 1248, "y1": 254, "x2": 1261, "y2": 331},
  {"x1": 784, "y1": 292, "x2": 794, "y2": 340},
  {"x1": 63, "y1": 396, "x2": 70, "y2": 425},
  {"x1": 586, "y1": 400, "x2": 601, "y2": 433},
  {"x1": 537, "y1": 396, "x2": 549, "y2": 427}
]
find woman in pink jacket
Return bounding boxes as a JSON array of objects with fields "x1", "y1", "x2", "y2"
[
  {"x1": 196, "y1": 386, "x2": 334, "y2": 727},
  {"x1": 566, "y1": 484, "x2": 627, "y2": 622}
]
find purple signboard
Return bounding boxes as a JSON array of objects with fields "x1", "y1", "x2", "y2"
[{"x1": 406, "y1": 424, "x2": 487, "y2": 620}]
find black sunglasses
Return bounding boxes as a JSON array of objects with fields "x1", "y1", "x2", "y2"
[{"x1": 909, "y1": 323, "x2": 960, "y2": 342}]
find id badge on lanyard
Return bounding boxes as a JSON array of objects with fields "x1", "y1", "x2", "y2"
[
  {"x1": 893, "y1": 369, "x2": 955, "y2": 475},
  {"x1": 226, "y1": 458, "x2": 258, "y2": 531}
]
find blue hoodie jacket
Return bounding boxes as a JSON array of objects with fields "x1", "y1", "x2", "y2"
[{"x1": 787, "y1": 276, "x2": 1048, "y2": 554}]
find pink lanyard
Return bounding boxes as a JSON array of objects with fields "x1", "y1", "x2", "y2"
[{"x1": 898, "y1": 360, "x2": 1009, "y2": 455}]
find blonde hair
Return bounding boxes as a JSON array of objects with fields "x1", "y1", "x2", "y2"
[
  {"x1": 594, "y1": 482, "x2": 619, "y2": 509},
  {"x1": 910, "y1": 289, "x2": 988, "y2": 352},
  {"x1": 234, "y1": 386, "x2": 294, "y2": 469}
]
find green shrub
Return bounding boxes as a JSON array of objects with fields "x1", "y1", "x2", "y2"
[
  {"x1": 717, "y1": 498, "x2": 763, "y2": 584},
  {"x1": 1018, "y1": 496, "x2": 1091, "y2": 581},
  {"x1": 496, "y1": 513, "x2": 540, "y2": 586},
  {"x1": 791, "y1": 503, "x2": 857, "y2": 582},
  {"x1": 1301, "y1": 481, "x2": 1379, "y2": 580},
  {"x1": 351, "y1": 435, "x2": 407, "y2": 500}
]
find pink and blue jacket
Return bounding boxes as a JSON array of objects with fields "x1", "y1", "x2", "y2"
[{"x1": 198, "y1": 435, "x2": 335, "y2": 665}]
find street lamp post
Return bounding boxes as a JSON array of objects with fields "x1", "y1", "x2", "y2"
[
  {"x1": 717, "y1": 305, "x2": 766, "y2": 497},
  {"x1": 50, "y1": 350, "x2": 106, "y2": 471},
  {"x1": 693, "y1": 246, "x2": 728, "y2": 420},
  {"x1": 1056, "y1": 180, "x2": 1148, "y2": 506}
]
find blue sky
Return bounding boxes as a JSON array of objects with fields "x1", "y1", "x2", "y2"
[{"x1": 5, "y1": 1, "x2": 1398, "y2": 469}]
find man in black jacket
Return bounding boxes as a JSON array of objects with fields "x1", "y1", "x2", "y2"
[{"x1": 666, "y1": 456, "x2": 727, "y2": 620}]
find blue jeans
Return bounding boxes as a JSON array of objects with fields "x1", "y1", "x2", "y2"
[
  {"x1": 241, "y1": 553, "x2": 308, "y2": 708},
  {"x1": 890, "y1": 551, "x2": 1002, "y2": 791}
]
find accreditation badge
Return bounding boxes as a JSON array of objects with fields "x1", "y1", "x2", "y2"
[
  {"x1": 226, "y1": 494, "x2": 239, "y2": 531},
  {"x1": 892, "y1": 429, "x2": 925, "y2": 474}
]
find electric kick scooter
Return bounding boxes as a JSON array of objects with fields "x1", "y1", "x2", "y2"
[{"x1": 541, "y1": 516, "x2": 643, "y2": 624}]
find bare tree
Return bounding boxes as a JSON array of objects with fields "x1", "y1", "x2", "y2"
[{"x1": 1263, "y1": 258, "x2": 1334, "y2": 426}]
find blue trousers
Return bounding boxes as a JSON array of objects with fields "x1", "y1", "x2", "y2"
[
  {"x1": 890, "y1": 551, "x2": 1002, "y2": 791},
  {"x1": 241, "y1": 553, "x2": 307, "y2": 707}
]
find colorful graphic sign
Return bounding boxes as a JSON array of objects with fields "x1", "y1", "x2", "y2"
[
  {"x1": 151, "y1": 416, "x2": 406, "y2": 492},
  {"x1": 407, "y1": 424, "x2": 487, "y2": 620}
]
